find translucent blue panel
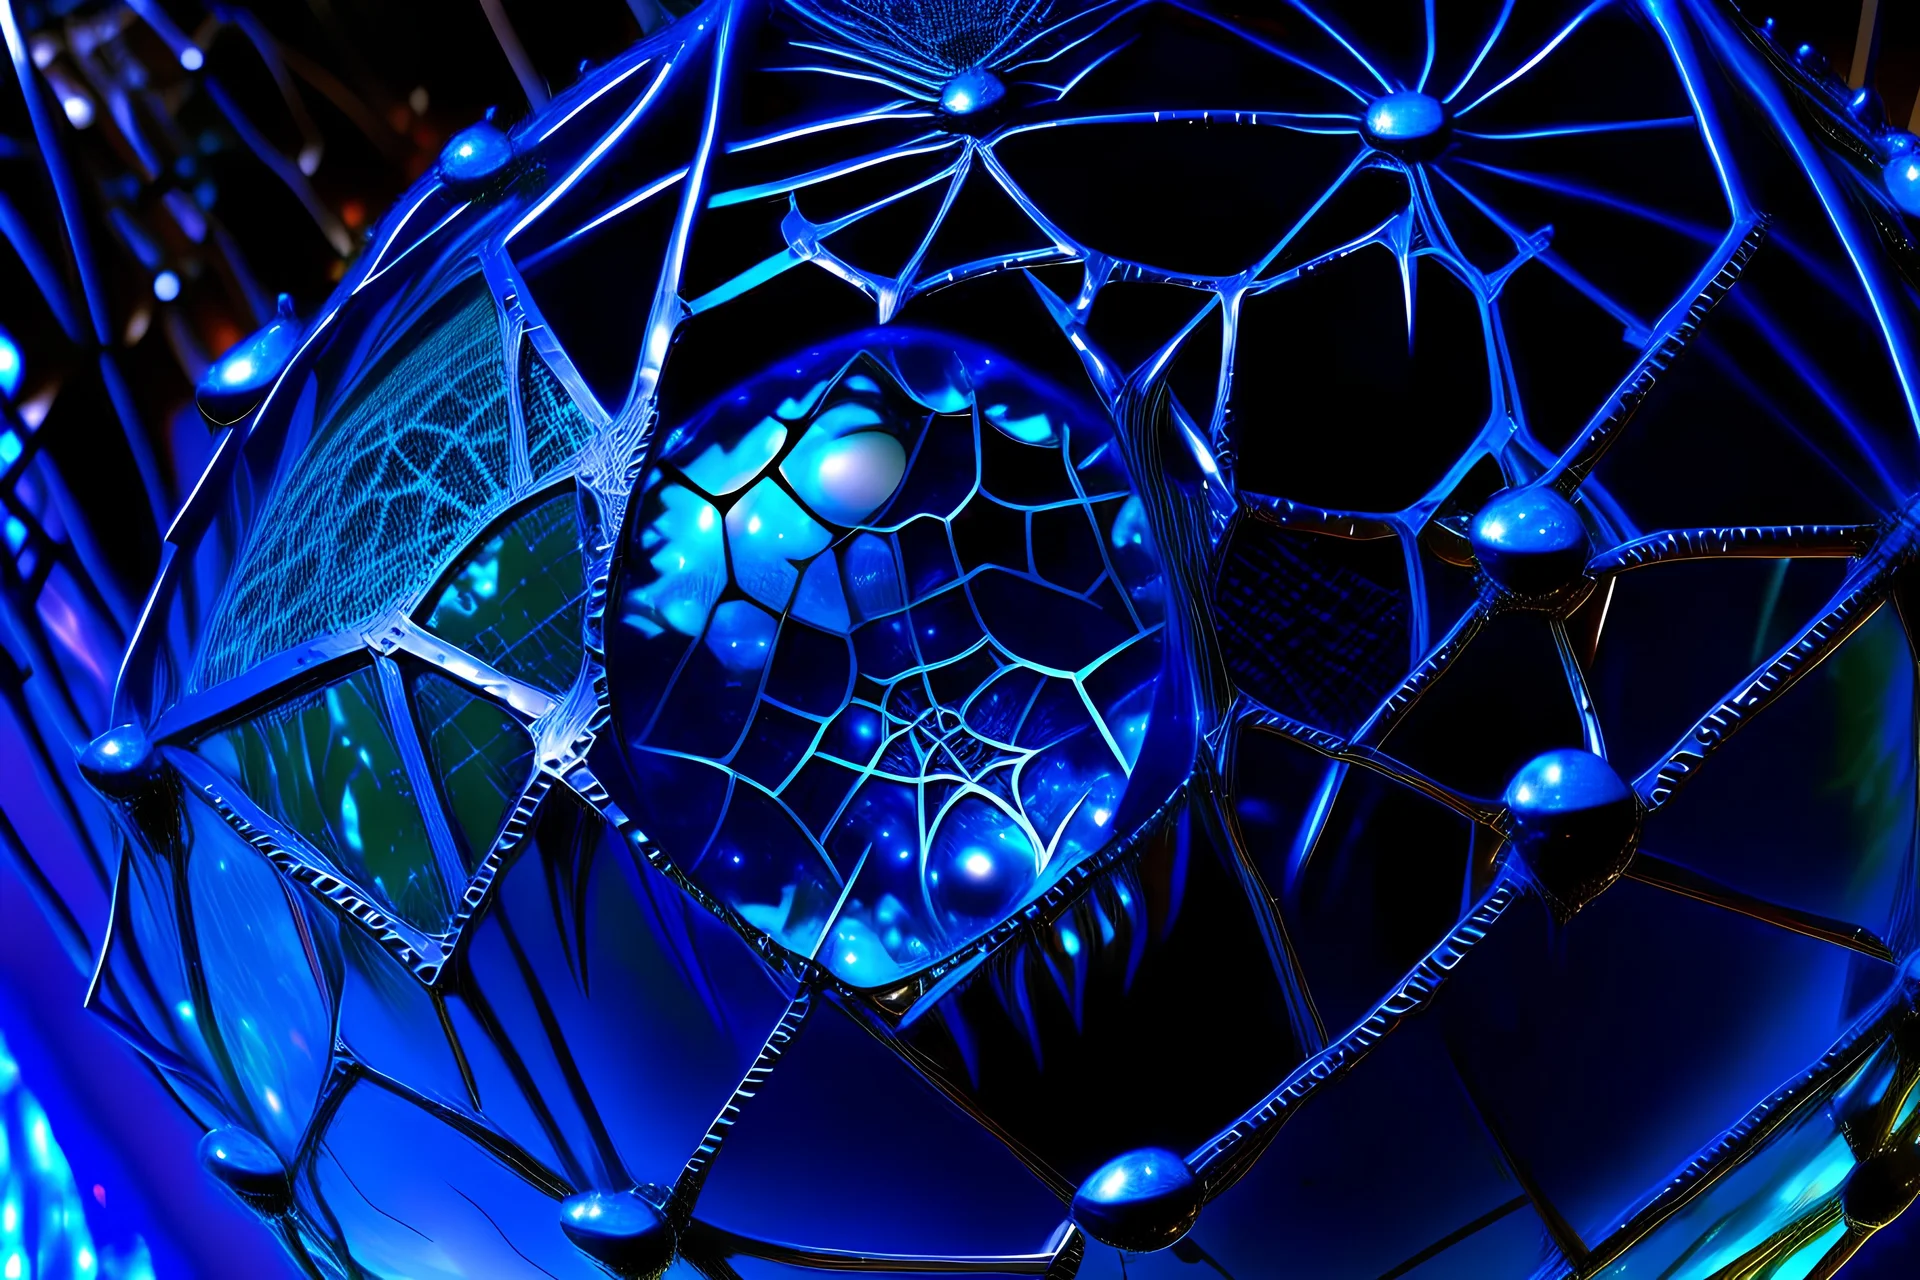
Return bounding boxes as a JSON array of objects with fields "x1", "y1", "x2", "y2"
[
  {"x1": 183, "y1": 797, "x2": 332, "y2": 1157},
  {"x1": 1437, "y1": 881, "x2": 1863, "y2": 1246},
  {"x1": 521, "y1": 341, "x2": 599, "y2": 480},
  {"x1": 424, "y1": 493, "x2": 587, "y2": 695},
  {"x1": 197, "y1": 669, "x2": 453, "y2": 933},
  {"x1": 694, "y1": 1001, "x2": 1061, "y2": 1256},
  {"x1": 200, "y1": 276, "x2": 512, "y2": 687},
  {"x1": 331, "y1": 922, "x2": 475, "y2": 1116},
  {"x1": 413, "y1": 671, "x2": 536, "y2": 866},
  {"x1": 1644, "y1": 605, "x2": 1916, "y2": 934},
  {"x1": 1191, "y1": 1020, "x2": 1528, "y2": 1279},
  {"x1": 89, "y1": 840, "x2": 221, "y2": 1100},
  {"x1": 458, "y1": 795, "x2": 793, "y2": 1192},
  {"x1": 309, "y1": 1082, "x2": 602, "y2": 1279},
  {"x1": 609, "y1": 331, "x2": 1166, "y2": 989}
]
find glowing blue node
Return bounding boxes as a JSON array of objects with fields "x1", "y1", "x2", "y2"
[
  {"x1": 1886, "y1": 153, "x2": 1920, "y2": 216},
  {"x1": 0, "y1": 326, "x2": 19, "y2": 400},
  {"x1": 1841, "y1": 1146, "x2": 1920, "y2": 1229},
  {"x1": 558, "y1": 1191, "x2": 675, "y2": 1279},
  {"x1": 926, "y1": 801, "x2": 1038, "y2": 924},
  {"x1": 152, "y1": 270, "x2": 181, "y2": 302},
  {"x1": 78, "y1": 725, "x2": 160, "y2": 798},
  {"x1": 1071, "y1": 1148, "x2": 1204, "y2": 1252},
  {"x1": 438, "y1": 115, "x2": 513, "y2": 186},
  {"x1": 939, "y1": 68, "x2": 1005, "y2": 117},
  {"x1": 1364, "y1": 90, "x2": 1446, "y2": 150},
  {"x1": 1469, "y1": 486, "x2": 1590, "y2": 596},
  {"x1": 1503, "y1": 749, "x2": 1638, "y2": 921},
  {"x1": 197, "y1": 294, "x2": 303, "y2": 425},
  {"x1": 196, "y1": 1128, "x2": 290, "y2": 1214}
]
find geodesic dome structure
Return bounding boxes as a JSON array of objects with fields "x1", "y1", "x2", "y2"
[{"x1": 49, "y1": 0, "x2": 1920, "y2": 1276}]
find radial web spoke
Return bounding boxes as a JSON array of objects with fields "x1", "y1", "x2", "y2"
[{"x1": 1624, "y1": 852, "x2": 1896, "y2": 962}]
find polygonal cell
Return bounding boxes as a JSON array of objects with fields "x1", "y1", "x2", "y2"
[
  {"x1": 422, "y1": 490, "x2": 587, "y2": 695},
  {"x1": 1387, "y1": 612, "x2": 1587, "y2": 800},
  {"x1": 413, "y1": 670, "x2": 538, "y2": 867},
  {"x1": 1434, "y1": 880, "x2": 1865, "y2": 1246},
  {"x1": 1589, "y1": 246, "x2": 1901, "y2": 532},
  {"x1": 182, "y1": 794, "x2": 332, "y2": 1156},
  {"x1": 1214, "y1": 520, "x2": 1409, "y2": 737},
  {"x1": 310, "y1": 1082, "x2": 603, "y2": 1279},
  {"x1": 89, "y1": 836, "x2": 223, "y2": 1109},
  {"x1": 1642, "y1": 605, "x2": 1915, "y2": 934},
  {"x1": 521, "y1": 339, "x2": 601, "y2": 479},
  {"x1": 199, "y1": 275, "x2": 512, "y2": 688},
  {"x1": 995, "y1": 121, "x2": 1362, "y2": 278},
  {"x1": 1191, "y1": 1020, "x2": 1526, "y2": 1280},
  {"x1": 460, "y1": 791, "x2": 799, "y2": 1210},
  {"x1": 1231, "y1": 250, "x2": 1491, "y2": 515},
  {"x1": 1279, "y1": 765, "x2": 1474, "y2": 1036},
  {"x1": 1589, "y1": 557, "x2": 1852, "y2": 778},
  {"x1": 609, "y1": 331, "x2": 1166, "y2": 988},
  {"x1": 511, "y1": 45, "x2": 708, "y2": 415},
  {"x1": 895, "y1": 805, "x2": 1306, "y2": 1181},
  {"x1": 197, "y1": 668, "x2": 455, "y2": 933},
  {"x1": 1435, "y1": 0, "x2": 1729, "y2": 320},
  {"x1": 693, "y1": 1001, "x2": 1062, "y2": 1256}
]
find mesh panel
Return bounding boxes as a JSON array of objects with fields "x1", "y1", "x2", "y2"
[
  {"x1": 521, "y1": 341, "x2": 600, "y2": 480},
  {"x1": 198, "y1": 278, "x2": 513, "y2": 687}
]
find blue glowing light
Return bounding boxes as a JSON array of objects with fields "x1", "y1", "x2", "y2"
[
  {"x1": 1887, "y1": 153, "x2": 1920, "y2": 216},
  {"x1": 1470, "y1": 486, "x2": 1590, "y2": 595},
  {"x1": 939, "y1": 68, "x2": 1005, "y2": 117},
  {"x1": 197, "y1": 294, "x2": 303, "y2": 425},
  {"x1": 151, "y1": 271, "x2": 180, "y2": 302},
  {"x1": 438, "y1": 115, "x2": 513, "y2": 186},
  {"x1": 1071, "y1": 1148, "x2": 1204, "y2": 1251},
  {"x1": 1364, "y1": 90, "x2": 1446, "y2": 145},
  {"x1": 0, "y1": 327, "x2": 19, "y2": 399}
]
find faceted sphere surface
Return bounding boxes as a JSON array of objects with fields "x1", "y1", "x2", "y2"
[{"x1": 73, "y1": 1, "x2": 1920, "y2": 1279}]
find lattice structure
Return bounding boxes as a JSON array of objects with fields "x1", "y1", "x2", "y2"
[{"x1": 28, "y1": 1, "x2": 1920, "y2": 1278}]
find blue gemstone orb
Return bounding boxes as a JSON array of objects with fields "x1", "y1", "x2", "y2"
[
  {"x1": 1072, "y1": 1147, "x2": 1204, "y2": 1252},
  {"x1": 939, "y1": 68, "x2": 1005, "y2": 117},
  {"x1": 78, "y1": 724, "x2": 160, "y2": 797},
  {"x1": 439, "y1": 115, "x2": 514, "y2": 187},
  {"x1": 197, "y1": 1127, "x2": 291, "y2": 1213},
  {"x1": 559, "y1": 1191, "x2": 675, "y2": 1279},
  {"x1": 1886, "y1": 153, "x2": 1920, "y2": 216},
  {"x1": 1364, "y1": 90, "x2": 1446, "y2": 148},
  {"x1": 197, "y1": 293, "x2": 303, "y2": 425},
  {"x1": 1470, "y1": 486, "x2": 1590, "y2": 596},
  {"x1": 1504, "y1": 749, "x2": 1639, "y2": 921},
  {"x1": 926, "y1": 797, "x2": 1040, "y2": 925}
]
